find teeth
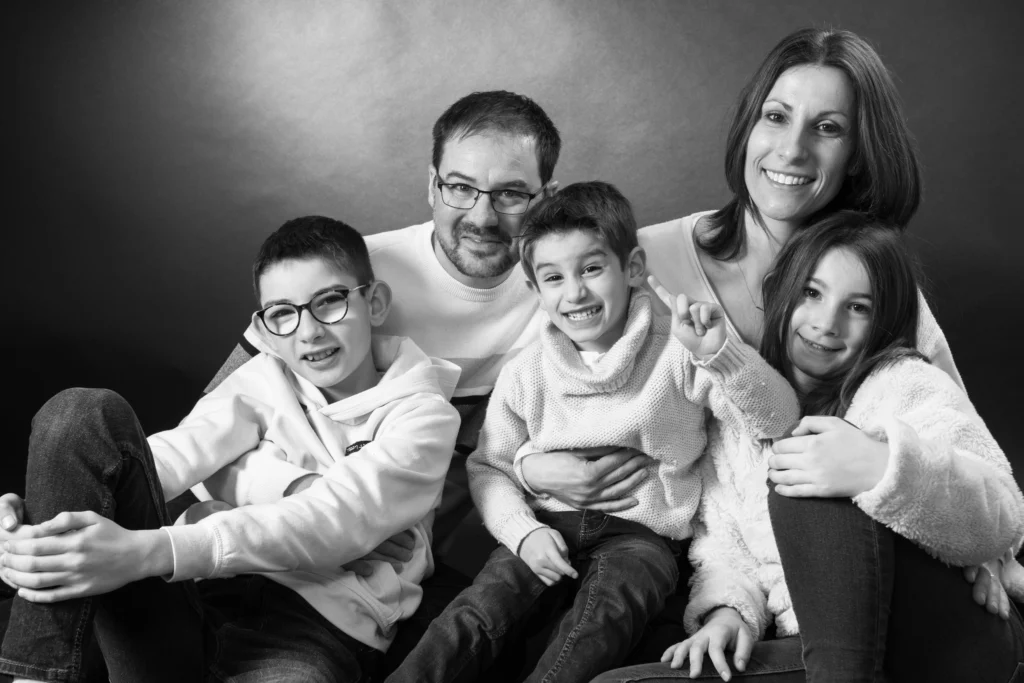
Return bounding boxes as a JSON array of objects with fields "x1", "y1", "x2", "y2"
[
  {"x1": 766, "y1": 170, "x2": 812, "y2": 186},
  {"x1": 565, "y1": 307, "x2": 600, "y2": 321},
  {"x1": 304, "y1": 348, "x2": 338, "y2": 362},
  {"x1": 804, "y1": 338, "x2": 839, "y2": 352}
]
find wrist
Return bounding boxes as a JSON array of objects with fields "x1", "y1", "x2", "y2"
[
  {"x1": 702, "y1": 605, "x2": 741, "y2": 625},
  {"x1": 138, "y1": 529, "x2": 175, "y2": 580},
  {"x1": 519, "y1": 452, "x2": 547, "y2": 495}
]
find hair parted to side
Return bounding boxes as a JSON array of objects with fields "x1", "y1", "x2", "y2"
[
  {"x1": 432, "y1": 90, "x2": 562, "y2": 185},
  {"x1": 759, "y1": 210, "x2": 926, "y2": 418},
  {"x1": 518, "y1": 181, "x2": 638, "y2": 285},
  {"x1": 252, "y1": 216, "x2": 374, "y2": 300},
  {"x1": 703, "y1": 27, "x2": 922, "y2": 261}
]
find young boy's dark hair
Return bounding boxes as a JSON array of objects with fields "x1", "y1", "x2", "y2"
[
  {"x1": 432, "y1": 91, "x2": 562, "y2": 185},
  {"x1": 252, "y1": 215, "x2": 375, "y2": 300},
  {"x1": 518, "y1": 180, "x2": 639, "y2": 284}
]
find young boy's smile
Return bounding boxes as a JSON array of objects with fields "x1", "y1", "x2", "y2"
[
  {"x1": 255, "y1": 257, "x2": 387, "y2": 402},
  {"x1": 528, "y1": 230, "x2": 644, "y2": 354}
]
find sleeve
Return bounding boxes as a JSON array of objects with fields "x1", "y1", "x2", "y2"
[
  {"x1": 160, "y1": 394, "x2": 460, "y2": 581},
  {"x1": 681, "y1": 338, "x2": 801, "y2": 442},
  {"x1": 147, "y1": 392, "x2": 272, "y2": 501},
  {"x1": 684, "y1": 457, "x2": 771, "y2": 640},
  {"x1": 466, "y1": 366, "x2": 548, "y2": 554},
  {"x1": 199, "y1": 440, "x2": 312, "y2": 506},
  {"x1": 852, "y1": 364, "x2": 1024, "y2": 566},
  {"x1": 916, "y1": 291, "x2": 965, "y2": 391}
]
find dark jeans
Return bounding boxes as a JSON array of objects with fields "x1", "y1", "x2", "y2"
[
  {"x1": 595, "y1": 486, "x2": 1024, "y2": 683},
  {"x1": 0, "y1": 388, "x2": 380, "y2": 683},
  {"x1": 385, "y1": 510, "x2": 680, "y2": 683}
]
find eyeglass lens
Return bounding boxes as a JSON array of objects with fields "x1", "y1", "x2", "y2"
[
  {"x1": 262, "y1": 290, "x2": 350, "y2": 335},
  {"x1": 441, "y1": 184, "x2": 532, "y2": 215}
]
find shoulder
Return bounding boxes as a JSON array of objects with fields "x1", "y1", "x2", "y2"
[
  {"x1": 365, "y1": 221, "x2": 431, "y2": 258},
  {"x1": 638, "y1": 210, "x2": 714, "y2": 248},
  {"x1": 854, "y1": 356, "x2": 969, "y2": 420}
]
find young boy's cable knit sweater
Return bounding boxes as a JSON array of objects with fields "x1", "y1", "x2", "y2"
[
  {"x1": 467, "y1": 290, "x2": 800, "y2": 555},
  {"x1": 686, "y1": 357, "x2": 1024, "y2": 641}
]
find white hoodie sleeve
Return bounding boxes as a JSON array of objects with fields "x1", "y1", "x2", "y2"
[
  {"x1": 853, "y1": 361, "x2": 1024, "y2": 566},
  {"x1": 161, "y1": 394, "x2": 459, "y2": 581}
]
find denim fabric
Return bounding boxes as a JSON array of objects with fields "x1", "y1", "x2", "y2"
[
  {"x1": 0, "y1": 388, "x2": 379, "y2": 683},
  {"x1": 386, "y1": 510, "x2": 680, "y2": 683},
  {"x1": 768, "y1": 484, "x2": 1024, "y2": 683}
]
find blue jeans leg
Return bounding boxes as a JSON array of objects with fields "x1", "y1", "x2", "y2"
[
  {"x1": 383, "y1": 544, "x2": 549, "y2": 683},
  {"x1": 526, "y1": 512, "x2": 679, "y2": 683},
  {"x1": 0, "y1": 388, "x2": 208, "y2": 683},
  {"x1": 769, "y1": 484, "x2": 1024, "y2": 683}
]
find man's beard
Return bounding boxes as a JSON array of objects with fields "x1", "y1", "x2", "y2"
[{"x1": 436, "y1": 219, "x2": 518, "y2": 279}]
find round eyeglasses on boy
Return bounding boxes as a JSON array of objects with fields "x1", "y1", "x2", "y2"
[
  {"x1": 255, "y1": 284, "x2": 370, "y2": 337},
  {"x1": 435, "y1": 180, "x2": 539, "y2": 215}
]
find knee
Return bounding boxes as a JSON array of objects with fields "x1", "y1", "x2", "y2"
[{"x1": 35, "y1": 387, "x2": 130, "y2": 427}]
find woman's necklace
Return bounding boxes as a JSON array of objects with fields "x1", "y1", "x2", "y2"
[{"x1": 735, "y1": 234, "x2": 781, "y2": 313}]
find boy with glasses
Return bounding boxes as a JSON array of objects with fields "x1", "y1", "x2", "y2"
[
  {"x1": 0, "y1": 215, "x2": 460, "y2": 683},
  {"x1": 385, "y1": 182, "x2": 799, "y2": 683}
]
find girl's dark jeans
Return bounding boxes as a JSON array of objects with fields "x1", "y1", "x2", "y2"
[
  {"x1": 0, "y1": 388, "x2": 380, "y2": 683},
  {"x1": 597, "y1": 485, "x2": 1024, "y2": 683}
]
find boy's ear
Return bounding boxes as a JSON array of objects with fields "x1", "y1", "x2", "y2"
[
  {"x1": 427, "y1": 165, "x2": 438, "y2": 208},
  {"x1": 626, "y1": 246, "x2": 647, "y2": 287},
  {"x1": 525, "y1": 277, "x2": 536, "y2": 293},
  {"x1": 366, "y1": 280, "x2": 393, "y2": 327},
  {"x1": 542, "y1": 179, "x2": 559, "y2": 199},
  {"x1": 251, "y1": 312, "x2": 278, "y2": 352}
]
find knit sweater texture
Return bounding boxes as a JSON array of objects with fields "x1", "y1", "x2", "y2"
[
  {"x1": 468, "y1": 290, "x2": 800, "y2": 555},
  {"x1": 686, "y1": 357, "x2": 1024, "y2": 641}
]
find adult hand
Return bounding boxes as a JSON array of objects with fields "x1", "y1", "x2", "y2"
[
  {"x1": 768, "y1": 416, "x2": 889, "y2": 498},
  {"x1": 0, "y1": 493, "x2": 24, "y2": 532},
  {"x1": 661, "y1": 606, "x2": 752, "y2": 681},
  {"x1": 344, "y1": 528, "x2": 417, "y2": 577},
  {"x1": 648, "y1": 275, "x2": 727, "y2": 359},
  {"x1": 964, "y1": 559, "x2": 1011, "y2": 620},
  {"x1": 1, "y1": 510, "x2": 172, "y2": 603},
  {"x1": 518, "y1": 527, "x2": 578, "y2": 587},
  {"x1": 520, "y1": 447, "x2": 652, "y2": 512}
]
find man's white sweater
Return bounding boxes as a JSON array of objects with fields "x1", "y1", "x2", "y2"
[
  {"x1": 148, "y1": 336, "x2": 461, "y2": 651},
  {"x1": 686, "y1": 357, "x2": 1024, "y2": 640},
  {"x1": 468, "y1": 291, "x2": 801, "y2": 555}
]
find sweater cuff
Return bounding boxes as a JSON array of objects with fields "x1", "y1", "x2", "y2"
[
  {"x1": 694, "y1": 337, "x2": 756, "y2": 379},
  {"x1": 161, "y1": 523, "x2": 222, "y2": 582},
  {"x1": 494, "y1": 510, "x2": 550, "y2": 556},
  {"x1": 513, "y1": 447, "x2": 548, "y2": 499},
  {"x1": 683, "y1": 588, "x2": 767, "y2": 641}
]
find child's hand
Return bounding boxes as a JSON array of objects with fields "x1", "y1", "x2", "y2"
[
  {"x1": 518, "y1": 528, "x2": 578, "y2": 587},
  {"x1": 648, "y1": 275, "x2": 727, "y2": 359},
  {"x1": 662, "y1": 606, "x2": 753, "y2": 681},
  {"x1": 344, "y1": 528, "x2": 417, "y2": 577},
  {"x1": 1, "y1": 511, "x2": 171, "y2": 602},
  {"x1": 0, "y1": 493, "x2": 24, "y2": 533},
  {"x1": 964, "y1": 559, "x2": 1011, "y2": 620}
]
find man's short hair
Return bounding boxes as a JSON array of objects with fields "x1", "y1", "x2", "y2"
[
  {"x1": 518, "y1": 181, "x2": 638, "y2": 284},
  {"x1": 252, "y1": 216, "x2": 374, "y2": 300},
  {"x1": 432, "y1": 91, "x2": 561, "y2": 185}
]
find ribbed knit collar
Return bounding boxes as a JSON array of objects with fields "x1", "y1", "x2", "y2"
[{"x1": 541, "y1": 289, "x2": 653, "y2": 395}]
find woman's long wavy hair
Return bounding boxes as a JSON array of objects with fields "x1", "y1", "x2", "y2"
[
  {"x1": 759, "y1": 211, "x2": 926, "y2": 417},
  {"x1": 702, "y1": 28, "x2": 922, "y2": 261}
]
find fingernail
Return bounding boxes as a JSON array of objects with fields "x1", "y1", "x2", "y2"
[
  {"x1": 737, "y1": 659, "x2": 746, "y2": 671},
  {"x1": 1, "y1": 516, "x2": 14, "y2": 530}
]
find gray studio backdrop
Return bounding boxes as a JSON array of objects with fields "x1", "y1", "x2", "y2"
[{"x1": 7, "y1": 0, "x2": 1023, "y2": 492}]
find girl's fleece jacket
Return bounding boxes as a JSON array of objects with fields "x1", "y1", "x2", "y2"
[
  {"x1": 686, "y1": 357, "x2": 1024, "y2": 640},
  {"x1": 147, "y1": 336, "x2": 461, "y2": 651}
]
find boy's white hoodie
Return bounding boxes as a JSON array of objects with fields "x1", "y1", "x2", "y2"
[
  {"x1": 147, "y1": 335, "x2": 461, "y2": 651},
  {"x1": 686, "y1": 357, "x2": 1024, "y2": 640}
]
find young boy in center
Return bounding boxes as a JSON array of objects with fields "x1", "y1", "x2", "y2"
[
  {"x1": 385, "y1": 181, "x2": 800, "y2": 683},
  {"x1": 0, "y1": 216, "x2": 460, "y2": 683}
]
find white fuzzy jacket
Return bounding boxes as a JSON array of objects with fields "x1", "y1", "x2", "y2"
[
  {"x1": 686, "y1": 357, "x2": 1024, "y2": 640},
  {"x1": 148, "y1": 336, "x2": 461, "y2": 651}
]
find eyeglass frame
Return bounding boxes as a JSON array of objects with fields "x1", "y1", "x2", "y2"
[
  {"x1": 254, "y1": 283, "x2": 372, "y2": 337},
  {"x1": 434, "y1": 178, "x2": 541, "y2": 216}
]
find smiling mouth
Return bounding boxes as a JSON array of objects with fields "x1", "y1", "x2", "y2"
[
  {"x1": 303, "y1": 348, "x2": 339, "y2": 362},
  {"x1": 765, "y1": 169, "x2": 813, "y2": 186},
  {"x1": 799, "y1": 334, "x2": 842, "y2": 353},
  {"x1": 564, "y1": 306, "x2": 602, "y2": 321}
]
